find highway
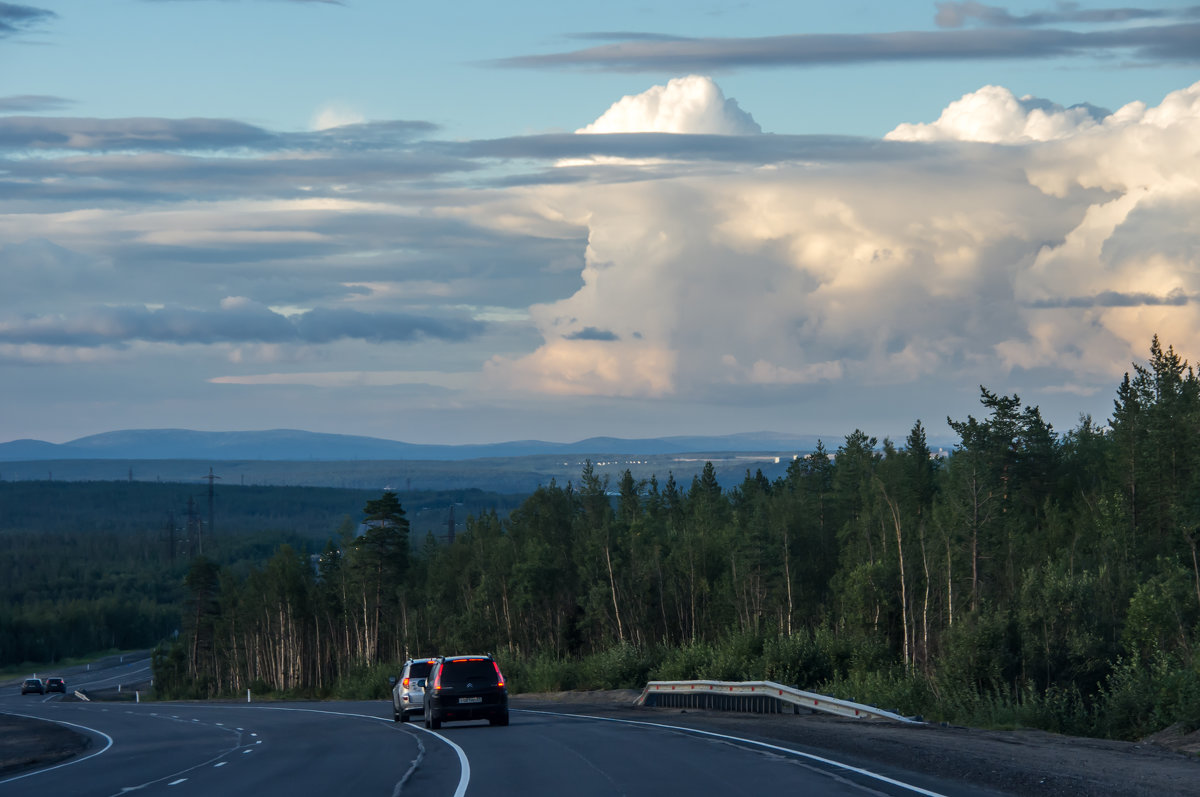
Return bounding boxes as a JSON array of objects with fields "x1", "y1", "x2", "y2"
[{"x1": 1, "y1": 656, "x2": 981, "y2": 796}]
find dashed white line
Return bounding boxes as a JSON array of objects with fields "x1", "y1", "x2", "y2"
[
  {"x1": 214, "y1": 762, "x2": 227, "y2": 768},
  {"x1": 168, "y1": 778, "x2": 187, "y2": 786}
]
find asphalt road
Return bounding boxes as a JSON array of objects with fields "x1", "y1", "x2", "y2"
[
  {"x1": 2, "y1": 651, "x2": 999, "y2": 796},
  {"x1": 1, "y1": 661, "x2": 974, "y2": 797}
]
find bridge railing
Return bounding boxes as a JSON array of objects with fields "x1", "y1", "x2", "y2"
[{"x1": 635, "y1": 679, "x2": 918, "y2": 723}]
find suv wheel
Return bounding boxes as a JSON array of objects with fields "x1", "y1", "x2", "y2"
[
  {"x1": 489, "y1": 712, "x2": 509, "y2": 727},
  {"x1": 427, "y1": 710, "x2": 441, "y2": 730}
]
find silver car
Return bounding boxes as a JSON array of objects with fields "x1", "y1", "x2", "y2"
[{"x1": 391, "y1": 657, "x2": 437, "y2": 723}]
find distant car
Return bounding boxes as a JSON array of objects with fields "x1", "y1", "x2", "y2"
[
  {"x1": 44, "y1": 677, "x2": 66, "y2": 693},
  {"x1": 391, "y1": 657, "x2": 437, "y2": 723},
  {"x1": 21, "y1": 678, "x2": 45, "y2": 695},
  {"x1": 424, "y1": 655, "x2": 508, "y2": 729}
]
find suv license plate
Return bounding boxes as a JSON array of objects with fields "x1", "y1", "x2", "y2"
[{"x1": 459, "y1": 697, "x2": 482, "y2": 703}]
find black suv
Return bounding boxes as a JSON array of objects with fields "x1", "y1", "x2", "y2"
[{"x1": 424, "y1": 655, "x2": 508, "y2": 729}]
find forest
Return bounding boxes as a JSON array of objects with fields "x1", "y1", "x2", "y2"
[
  {"x1": 0, "y1": 486, "x2": 520, "y2": 669},
  {"x1": 148, "y1": 337, "x2": 1200, "y2": 741}
]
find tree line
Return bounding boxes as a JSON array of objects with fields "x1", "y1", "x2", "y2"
[{"x1": 153, "y1": 337, "x2": 1200, "y2": 739}]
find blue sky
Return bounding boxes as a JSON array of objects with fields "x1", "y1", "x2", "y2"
[{"x1": 2, "y1": 1, "x2": 1200, "y2": 446}]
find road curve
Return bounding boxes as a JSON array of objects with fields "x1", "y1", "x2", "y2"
[{"x1": 1, "y1": 689, "x2": 986, "y2": 797}]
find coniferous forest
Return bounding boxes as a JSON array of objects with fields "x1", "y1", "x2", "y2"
[{"x1": 10, "y1": 338, "x2": 1200, "y2": 741}]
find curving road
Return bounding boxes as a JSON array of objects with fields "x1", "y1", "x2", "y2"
[{"x1": 2, "y1": 661, "x2": 979, "y2": 797}]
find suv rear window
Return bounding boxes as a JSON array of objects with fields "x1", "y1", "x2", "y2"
[
  {"x1": 408, "y1": 661, "x2": 433, "y2": 678},
  {"x1": 439, "y1": 659, "x2": 497, "y2": 686}
]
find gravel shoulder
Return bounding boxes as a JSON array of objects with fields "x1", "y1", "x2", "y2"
[{"x1": 510, "y1": 690, "x2": 1200, "y2": 797}]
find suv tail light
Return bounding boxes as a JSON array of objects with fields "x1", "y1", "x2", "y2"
[
  {"x1": 402, "y1": 677, "x2": 410, "y2": 688},
  {"x1": 493, "y1": 661, "x2": 505, "y2": 688},
  {"x1": 434, "y1": 665, "x2": 444, "y2": 691}
]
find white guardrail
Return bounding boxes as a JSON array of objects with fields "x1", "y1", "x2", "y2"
[{"x1": 635, "y1": 680, "x2": 919, "y2": 723}]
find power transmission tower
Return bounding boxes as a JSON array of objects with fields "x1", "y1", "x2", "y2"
[
  {"x1": 201, "y1": 467, "x2": 221, "y2": 542},
  {"x1": 164, "y1": 511, "x2": 177, "y2": 566},
  {"x1": 186, "y1": 496, "x2": 201, "y2": 557}
]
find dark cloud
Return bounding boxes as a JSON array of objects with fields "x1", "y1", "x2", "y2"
[
  {"x1": 565, "y1": 327, "x2": 620, "y2": 341},
  {"x1": 0, "y1": 116, "x2": 274, "y2": 151},
  {"x1": 143, "y1": 0, "x2": 343, "y2": 5},
  {"x1": 0, "y1": 116, "x2": 442, "y2": 155},
  {"x1": 1028, "y1": 289, "x2": 1189, "y2": 308},
  {"x1": 0, "y1": 3, "x2": 55, "y2": 37},
  {"x1": 934, "y1": 2, "x2": 1172, "y2": 29},
  {"x1": 0, "y1": 95, "x2": 73, "y2": 112},
  {"x1": 441, "y1": 132, "x2": 948, "y2": 167},
  {"x1": 294, "y1": 308, "x2": 484, "y2": 343},
  {"x1": 493, "y1": 22, "x2": 1200, "y2": 72},
  {"x1": 0, "y1": 305, "x2": 485, "y2": 346},
  {"x1": 565, "y1": 31, "x2": 691, "y2": 42}
]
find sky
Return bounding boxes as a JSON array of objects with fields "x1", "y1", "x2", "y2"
[{"x1": 2, "y1": 1, "x2": 1199, "y2": 447}]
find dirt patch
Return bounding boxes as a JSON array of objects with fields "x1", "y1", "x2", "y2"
[
  {"x1": 0, "y1": 714, "x2": 90, "y2": 776},
  {"x1": 511, "y1": 693, "x2": 1200, "y2": 796}
]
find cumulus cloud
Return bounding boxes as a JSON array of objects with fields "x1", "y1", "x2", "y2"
[
  {"x1": 482, "y1": 78, "x2": 1200, "y2": 408},
  {"x1": 576, "y1": 76, "x2": 761, "y2": 135},
  {"x1": 885, "y1": 85, "x2": 1108, "y2": 142},
  {"x1": 312, "y1": 105, "x2": 366, "y2": 131}
]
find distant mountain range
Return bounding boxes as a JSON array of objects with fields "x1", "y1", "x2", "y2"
[{"x1": 0, "y1": 428, "x2": 831, "y2": 463}]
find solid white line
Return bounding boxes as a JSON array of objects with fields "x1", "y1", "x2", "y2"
[
  {"x1": 405, "y1": 724, "x2": 470, "y2": 797},
  {"x1": 0, "y1": 712, "x2": 115, "y2": 785},
  {"x1": 232, "y1": 704, "x2": 471, "y2": 797},
  {"x1": 517, "y1": 709, "x2": 948, "y2": 797}
]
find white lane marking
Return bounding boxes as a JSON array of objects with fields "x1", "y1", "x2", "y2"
[
  {"x1": 0, "y1": 712, "x2": 115, "y2": 785},
  {"x1": 243, "y1": 750, "x2": 253, "y2": 755},
  {"x1": 405, "y1": 724, "x2": 469, "y2": 797},
  {"x1": 168, "y1": 778, "x2": 187, "y2": 786},
  {"x1": 518, "y1": 709, "x2": 948, "y2": 797},
  {"x1": 215, "y1": 704, "x2": 470, "y2": 797},
  {"x1": 214, "y1": 762, "x2": 227, "y2": 768}
]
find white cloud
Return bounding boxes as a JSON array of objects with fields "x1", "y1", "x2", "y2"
[
  {"x1": 312, "y1": 105, "x2": 366, "y2": 131},
  {"x1": 885, "y1": 85, "x2": 1102, "y2": 143},
  {"x1": 576, "y1": 75, "x2": 761, "y2": 135},
  {"x1": 484, "y1": 79, "x2": 1200, "y2": 407}
]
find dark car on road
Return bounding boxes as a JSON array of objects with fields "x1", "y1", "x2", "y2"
[
  {"x1": 45, "y1": 677, "x2": 66, "y2": 693},
  {"x1": 424, "y1": 655, "x2": 508, "y2": 729},
  {"x1": 21, "y1": 678, "x2": 45, "y2": 695},
  {"x1": 391, "y1": 657, "x2": 437, "y2": 723}
]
